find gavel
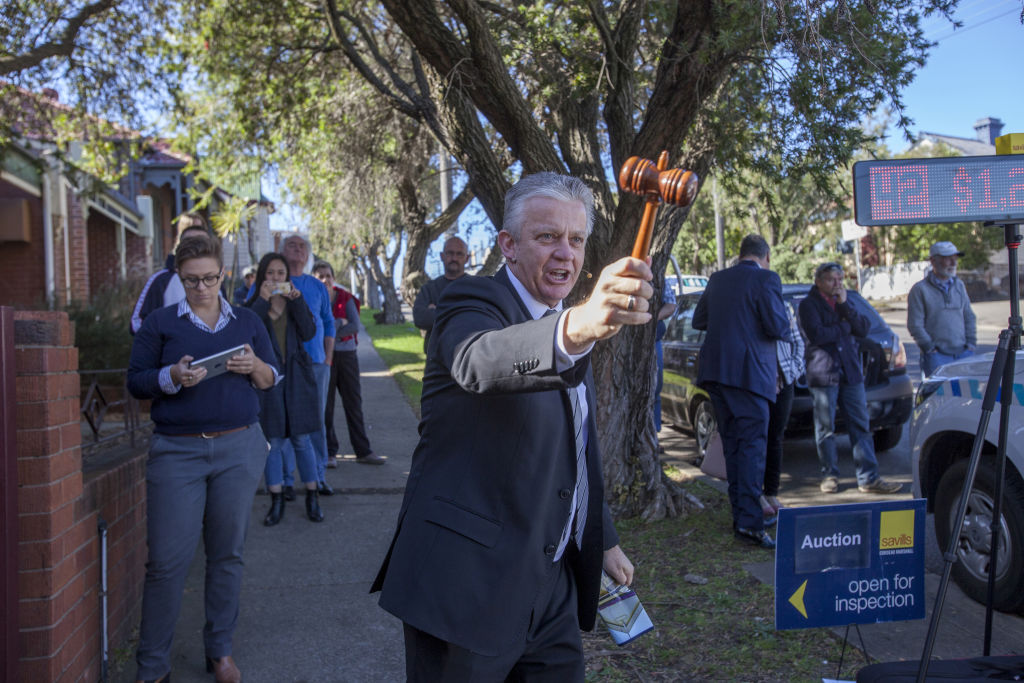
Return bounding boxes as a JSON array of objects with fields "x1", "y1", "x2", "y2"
[{"x1": 618, "y1": 151, "x2": 698, "y2": 259}]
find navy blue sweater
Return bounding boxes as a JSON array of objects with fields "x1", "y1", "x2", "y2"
[{"x1": 127, "y1": 304, "x2": 277, "y2": 435}]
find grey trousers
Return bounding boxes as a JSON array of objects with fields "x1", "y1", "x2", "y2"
[{"x1": 135, "y1": 424, "x2": 268, "y2": 680}]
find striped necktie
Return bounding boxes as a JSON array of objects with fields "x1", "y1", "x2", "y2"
[{"x1": 544, "y1": 308, "x2": 588, "y2": 548}]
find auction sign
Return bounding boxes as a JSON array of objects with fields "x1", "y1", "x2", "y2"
[{"x1": 774, "y1": 499, "x2": 926, "y2": 630}]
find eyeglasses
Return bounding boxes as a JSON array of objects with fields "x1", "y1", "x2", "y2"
[{"x1": 181, "y1": 274, "x2": 222, "y2": 289}]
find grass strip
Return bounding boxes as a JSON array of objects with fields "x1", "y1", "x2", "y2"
[
  {"x1": 360, "y1": 308, "x2": 426, "y2": 417},
  {"x1": 583, "y1": 474, "x2": 863, "y2": 682}
]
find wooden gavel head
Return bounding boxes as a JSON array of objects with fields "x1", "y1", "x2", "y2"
[{"x1": 618, "y1": 156, "x2": 698, "y2": 207}]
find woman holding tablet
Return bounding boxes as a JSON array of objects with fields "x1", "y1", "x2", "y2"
[
  {"x1": 127, "y1": 233, "x2": 277, "y2": 683},
  {"x1": 246, "y1": 252, "x2": 325, "y2": 526}
]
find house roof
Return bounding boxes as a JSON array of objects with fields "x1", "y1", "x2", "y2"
[
  {"x1": 1, "y1": 83, "x2": 138, "y2": 142},
  {"x1": 916, "y1": 132, "x2": 995, "y2": 156},
  {"x1": 137, "y1": 139, "x2": 192, "y2": 166}
]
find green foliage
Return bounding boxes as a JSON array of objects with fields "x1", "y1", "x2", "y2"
[
  {"x1": 63, "y1": 279, "x2": 139, "y2": 371},
  {"x1": 0, "y1": 1, "x2": 175, "y2": 182}
]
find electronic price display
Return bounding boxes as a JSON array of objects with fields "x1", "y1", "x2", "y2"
[{"x1": 853, "y1": 154, "x2": 1024, "y2": 226}]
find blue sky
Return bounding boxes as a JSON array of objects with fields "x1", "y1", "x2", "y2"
[{"x1": 886, "y1": 0, "x2": 1024, "y2": 151}]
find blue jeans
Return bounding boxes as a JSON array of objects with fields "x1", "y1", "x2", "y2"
[
  {"x1": 311, "y1": 362, "x2": 331, "y2": 480},
  {"x1": 654, "y1": 339, "x2": 664, "y2": 432},
  {"x1": 809, "y1": 382, "x2": 879, "y2": 486},
  {"x1": 266, "y1": 434, "x2": 318, "y2": 488},
  {"x1": 920, "y1": 347, "x2": 973, "y2": 378}
]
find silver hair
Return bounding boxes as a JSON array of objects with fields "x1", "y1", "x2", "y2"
[
  {"x1": 814, "y1": 262, "x2": 843, "y2": 280},
  {"x1": 502, "y1": 172, "x2": 595, "y2": 241},
  {"x1": 281, "y1": 232, "x2": 312, "y2": 250}
]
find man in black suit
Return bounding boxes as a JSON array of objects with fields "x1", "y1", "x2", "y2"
[
  {"x1": 693, "y1": 234, "x2": 790, "y2": 549},
  {"x1": 372, "y1": 172, "x2": 652, "y2": 681}
]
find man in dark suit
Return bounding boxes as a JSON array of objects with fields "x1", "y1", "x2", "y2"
[
  {"x1": 372, "y1": 172, "x2": 653, "y2": 681},
  {"x1": 693, "y1": 234, "x2": 790, "y2": 549}
]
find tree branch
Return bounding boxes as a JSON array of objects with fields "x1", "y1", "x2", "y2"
[{"x1": 0, "y1": 0, "x2": 120, "y2": 76}]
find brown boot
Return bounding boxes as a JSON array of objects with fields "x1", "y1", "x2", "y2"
[{"x1": 206, "y1": 655, "x2": 241, "y2": 683}]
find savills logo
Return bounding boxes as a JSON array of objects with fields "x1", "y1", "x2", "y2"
[{"x1": 879, "y1": 510, "x2": 915, "y2": 549}]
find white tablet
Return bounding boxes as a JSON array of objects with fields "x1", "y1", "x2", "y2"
[{"x1": 188, "y1": 344, "x2": 247, "y2": 380}]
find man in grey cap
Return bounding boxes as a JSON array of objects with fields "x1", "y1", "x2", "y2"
[{"x1": 907, "y1": 240, "x2": 977, "y2": 378}]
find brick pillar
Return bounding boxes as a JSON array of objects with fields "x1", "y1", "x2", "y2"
[{"x1": 14, "y1": 311, "x2": 100, "y2": 682}]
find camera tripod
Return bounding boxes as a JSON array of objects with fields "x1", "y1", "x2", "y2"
[{"x1": 916, "y1": 221, "x2": 1022, "y2": 682}]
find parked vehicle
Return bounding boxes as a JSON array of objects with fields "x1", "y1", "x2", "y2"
[
  {"x1": 660, "y1": 284, "x2": 913, "y2": 457},
  {"x1": 665, "y1": 274, "x2": 709, "y2": 295},
  {"x1": 910, "y1": 351, "x2": 1024, "y2": 613}
]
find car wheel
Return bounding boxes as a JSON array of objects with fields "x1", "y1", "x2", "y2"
[
  {"x1": 692, "y1": 399, "x2": 716, "y2": 458},
  {"x1": 934, "y1": 458, "x2": 1024, "y2": 613},
  {"x1": 873, "y1": 425, "x2": 902, "y2": 452}
]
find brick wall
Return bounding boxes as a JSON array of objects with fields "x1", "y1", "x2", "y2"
[
  {"x1": 87, "y1": 214, "x2": 118, "y2": 296},
  {"x1": 0, "y1": 181, "x2": 47, "y2": 309},
  {"x1": 14, "y1": 311, "x2": 147, "y2": 681},
  {"x1": 125, "y1": 231, "x2": 148, "y2": 281}
]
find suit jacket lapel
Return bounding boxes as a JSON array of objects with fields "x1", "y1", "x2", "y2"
[{"x1": 494, "y1": 266, "x2": 532, "y2": 322}]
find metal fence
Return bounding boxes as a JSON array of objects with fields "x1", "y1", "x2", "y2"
[{"x1": 80, "y1": 369, "x2": 150, "y2": 456}]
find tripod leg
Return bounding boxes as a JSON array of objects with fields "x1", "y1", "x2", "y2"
[{"x1": 984, "y1": 347, "x2": 1015, "y2": 655}]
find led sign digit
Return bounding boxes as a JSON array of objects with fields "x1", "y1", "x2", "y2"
[{"x1": 853, "y1": 155, "x2": 1024, "y2": 226}]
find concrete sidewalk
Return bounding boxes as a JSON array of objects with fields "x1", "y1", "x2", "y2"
[{"x1": 116, "y1": 318, "x2": 1023, "y2": 682}]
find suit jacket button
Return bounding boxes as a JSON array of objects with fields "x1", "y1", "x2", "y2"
[
  {"x1": 559, "y1": 488, "x2": 571, "y2": 499},
  {"x1": 544, "y1": 544, "x2": 556, "y2": 555}
]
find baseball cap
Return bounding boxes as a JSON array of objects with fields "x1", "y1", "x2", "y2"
[
  {"x1": 242, "y1": 265, "x2": 256, "y2": 277},
  {"x1": 930, "y1": 241, "x2": 964, "y2": 258}
]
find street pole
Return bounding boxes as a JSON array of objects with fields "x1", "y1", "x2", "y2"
[{"x1": 713, "y1": 176, "x2": 725, "y2": 271}]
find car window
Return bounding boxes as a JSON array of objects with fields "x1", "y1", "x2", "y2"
[{"x1": 665, "y1": 294, "x2": 703, "y2": 343}]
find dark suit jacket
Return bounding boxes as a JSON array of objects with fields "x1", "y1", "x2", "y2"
[
  {"x1": 692, "y1": 260, "x2": 789, "y2": 402},
  {"x1": 371, "y1": 267, "x2": 619, "y2": 656}
]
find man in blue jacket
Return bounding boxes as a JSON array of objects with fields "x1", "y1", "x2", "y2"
[
  {"x1": 799, "y1": 262, "x2": 901, "y2": 495},
  {"x1": 693, "y1": 234, "x2": 790, "y2": 549}
]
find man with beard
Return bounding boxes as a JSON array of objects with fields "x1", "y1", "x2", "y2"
[
  {"x1": 907, "y1": 241, "x2": 977, "y2": 378},
  {"x1": 413, "y1": 236, "x2": 471, "y2": 350}
]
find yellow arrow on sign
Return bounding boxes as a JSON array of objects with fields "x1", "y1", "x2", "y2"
[{"x1": 789, "y1": 580, "x2": 808, "y2": 618}]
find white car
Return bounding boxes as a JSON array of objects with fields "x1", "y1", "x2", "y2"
[
  {"x1": 910, "y1": 351, "x2": 1024, "y2": 613},
  {"x1": 665, "y1": 274, "x2": 709, "y2": 296}
]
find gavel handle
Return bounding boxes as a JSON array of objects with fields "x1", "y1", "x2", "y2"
[{"x1": 631, "y1": 196, "x2": 659, "y2": 260}]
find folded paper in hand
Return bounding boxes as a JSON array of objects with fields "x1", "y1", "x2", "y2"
[{"x1": 597, "y1": 571, "x2": 654, "y2": 645}]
